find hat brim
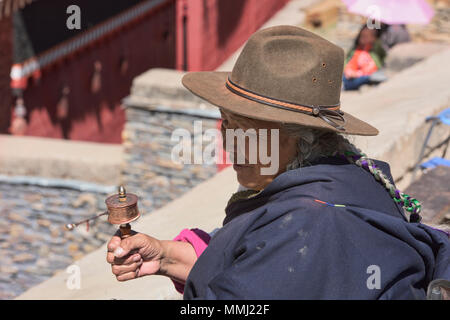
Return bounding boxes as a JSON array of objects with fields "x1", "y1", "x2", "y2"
[{"x1": 182, "y1": 71, "x2": 379, "y2": 136}]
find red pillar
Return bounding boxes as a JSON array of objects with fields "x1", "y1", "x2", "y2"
[
  {"x1": 176, "y1": 0, "x2": 206, "y2": 71},
  {"x1": 0, "y1": 16, "x2": 13, "y2": 133},
  {"x1": 176, "y1": 0, "x2": 290, "y2": 72}
]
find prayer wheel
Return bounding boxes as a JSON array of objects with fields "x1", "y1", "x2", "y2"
[
  {"x1": 105, "y1": 186, "x2": 140, "y2": 238},
  {"x1": 65, "y1": 185, "x2": 140, "y2": 239}
]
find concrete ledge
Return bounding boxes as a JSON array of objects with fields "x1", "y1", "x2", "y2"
[
  {"x1": 385, "y1": 42, "x2": 449, "y2": 73},
  {"x1": 0, "y1": 135, "x2": 122, "y2": 185},
  {"x1": 126, "y1": 68, "x2": 218, "y2": 115},
  {"x1": 16, "y1": 167, "x2": 237, "y2": 300}
]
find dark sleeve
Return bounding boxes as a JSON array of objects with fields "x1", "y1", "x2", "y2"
[{"x1": 191, "y1": 203, "x2": 436, "y2": 299}]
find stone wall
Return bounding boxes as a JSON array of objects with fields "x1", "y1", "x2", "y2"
[
  {"x1": 0, "y1": 181, "x2": 117, "y2": 299},
  {"x1": 120, "y1": 68, "x2": 222, "y2": 215}
]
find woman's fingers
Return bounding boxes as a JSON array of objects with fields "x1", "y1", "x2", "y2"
[
  {"x1": 107, "y1": 230, "x2": 139, "y2": 253},
  {"x1": 106, "y1": 251, "x2": 115, "y2": 264},
  {"x1": 107, "y1": 235, "x2": 121, "y2": 253},
  {"x1": 107, "y1": 252, "x2": 141, "y2": 265},
  {"x1": 111, "y1": 260, "x2": 143, "y2": 277},
  {"x1": 119, "y1": 253, "x2": 141, "y2": 265},
  {"x1": 106, "y1": 233, "x2": 163, "y2": 281},
  {"x1": 116, "y1": 270, "x2": 140, "y2": 282},
  {"x1": 113, "y1": 234, "x2": 149, "y2": 258}
]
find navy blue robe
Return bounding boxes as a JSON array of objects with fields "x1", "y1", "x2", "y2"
[{"x1": 183, "y1": 157, "x2": 450, "y2": 299}]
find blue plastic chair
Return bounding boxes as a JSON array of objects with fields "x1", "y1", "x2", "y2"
[
  {"x1": 412, "y1": 108, "x2": 450, "y2": 179},
  {"x1": 420, "y1": 157, "x2": 450, "y2": 170}
]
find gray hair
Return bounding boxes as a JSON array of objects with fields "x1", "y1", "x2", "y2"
[{"x1": 282, "y1": 124, "x2": 360, "y2": 170}]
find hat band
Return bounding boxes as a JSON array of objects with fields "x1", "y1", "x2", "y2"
[{"x1": 225, "y1": 77, "x2": 346, "y2": 130}]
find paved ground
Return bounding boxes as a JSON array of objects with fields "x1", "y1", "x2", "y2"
[
  {"x1": 404, "y1": 166, "x2": 450, "y2": 226},
  {"x1": 0, "y1": 184, "x2": 117, "y2": 299}
]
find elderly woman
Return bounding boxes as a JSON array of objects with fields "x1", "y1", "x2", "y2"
[{"x1": 107, "y1": 26, "x2": 449, "y2": 299}]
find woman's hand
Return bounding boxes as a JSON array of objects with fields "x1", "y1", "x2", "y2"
[
  {"x1": 106, "y1": 231, "x2": 198, "y2": 284},
  {"x1": 107, "y1": 231, "x2": 163, "y2": 281}
]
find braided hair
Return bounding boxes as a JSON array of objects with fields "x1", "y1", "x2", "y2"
[
  {"x1": 282, "y1": 125, "x2": 422, "y2": 222},
  {"x1": 342, "y1": 151, "x2": 422, "y2": 222}
]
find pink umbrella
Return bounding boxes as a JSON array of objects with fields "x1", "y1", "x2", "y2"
[{"x1": 342, "y1": 0, "x2": 435, "y2": 24}]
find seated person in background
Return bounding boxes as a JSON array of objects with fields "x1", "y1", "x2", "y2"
[
  {"x1": 343, "y1": 26, "x2": 387, "y2": 91},
  {"x1": 380, "y1": 23, "x2": 411, "y2": 52}
]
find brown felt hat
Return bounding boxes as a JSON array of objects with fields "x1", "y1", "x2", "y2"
[{"x1": 182, "y1": 25, "x2": 378, "y2": 136}]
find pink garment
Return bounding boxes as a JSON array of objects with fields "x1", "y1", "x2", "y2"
[
  {"x1": 172, "y1": 228, "x2": 211, "y2": 294},
  {"x1": 343, "y1": 0, "x2": 434, "y2": 25}
]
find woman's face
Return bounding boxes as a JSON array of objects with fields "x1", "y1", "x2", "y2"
[
  {"x1": 358, "y1": 28, "x2": 377, "y2": 49},
  {"x1": 220, "y1": 108, "x2": 298, "y2": 190}
]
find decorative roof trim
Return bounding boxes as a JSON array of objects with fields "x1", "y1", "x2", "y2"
[
  {"x1": 0, "y1": 0, "x2": 34, "y2": 20},
  {"x1": 10, "y1": 0, "x2": 171, "y2": 89}
]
